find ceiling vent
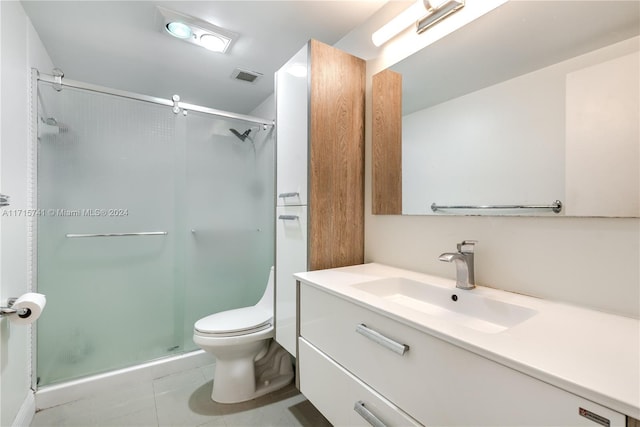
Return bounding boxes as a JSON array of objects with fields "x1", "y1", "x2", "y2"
[{"x1": 231, "y1": 68, "x2": 263, "y2": 84}]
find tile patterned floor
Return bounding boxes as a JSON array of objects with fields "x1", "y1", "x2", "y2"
[{"x1": 31, "y1": 365, "x2": 331, "y2": 427}]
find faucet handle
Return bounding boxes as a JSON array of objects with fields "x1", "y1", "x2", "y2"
[{"x1": 457, "y1": 240, "x2": 477, "y2": 253}]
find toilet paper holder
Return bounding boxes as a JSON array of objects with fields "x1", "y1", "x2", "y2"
[{"x1": 0, "y1": 298, "x2": 30, "y2": 318}]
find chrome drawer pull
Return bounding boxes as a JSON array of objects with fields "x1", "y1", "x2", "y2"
[
  {"x1": 278, "y1": 215, "x2": 299, "y2": 221},
  {"x1": 278, "y1": 192, "x2": 299, "y2": 198},
  {"x1": 355, "y1": 324, "x2": 409, "y2": 356},
  {"x1": 354, "y1": 401, "x2": 387, "y2": 427}
]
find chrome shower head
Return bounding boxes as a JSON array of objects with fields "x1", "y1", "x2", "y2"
[{"x1": 230, "y1": 128, "x2": 252, "y2": 142}]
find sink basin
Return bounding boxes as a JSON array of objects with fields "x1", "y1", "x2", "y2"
[{"x1": 353, "y1": 277, "x2": 537, "y2": 333}]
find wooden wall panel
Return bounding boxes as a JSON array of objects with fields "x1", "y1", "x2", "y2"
[
  {"x1": 372, "y1": 69, "x2": 402, "y2": 215},
  {"x1": 308, "y1": 39, "x2": 365, "y2": 271}
]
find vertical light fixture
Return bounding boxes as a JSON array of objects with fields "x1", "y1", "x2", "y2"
[
  {"x1": 371, "y1": 0, "x2": 465, "y2": 47},
  {"x1": 417, "y1": 0, "x2": 465, "y2": 34}
]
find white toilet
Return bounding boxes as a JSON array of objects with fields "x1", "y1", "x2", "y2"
[{"x1": 193, "y1": 267, "x2": 294, "y2": 404}]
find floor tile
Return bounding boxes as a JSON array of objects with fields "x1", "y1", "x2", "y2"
[
  {"x1": 153, "y1": 367, "x2": 206, "y2": 395},
  {"x1": 33, "y1": 382, "x2": 154, "y2": 426},
  {"x1": 199, "y1": 364, "x2": 215, "y2": 383},
  {"x1": 31, "y1": 402, "x2": 93, "y2": 427},
  {"x1": 261, "y1": 392, "x2": 309, "y2": 427},
  {"x1": 196, "y1": 418, "x2": 227, "y2": 427},
  {"x1": 32, "y1": 372, "x2": 330, "y2": 427},
  {"x1": 95, "y1": 405, "x2": 159, "y2": 427},
  {"x1": 155, "y1": 380, "x2": 225, "y2": 427},
  {"x1": 287, "y1": 399, "x2": 332, "y2": 427}
]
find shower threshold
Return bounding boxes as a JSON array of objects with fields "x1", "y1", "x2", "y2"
[{"x1": 35, "y1": 350, "x2": 214, "y2": 410}]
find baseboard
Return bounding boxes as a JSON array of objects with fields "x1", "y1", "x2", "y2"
[{"x1": 12, "y1": 390, "x2": 35, "y2": 427}]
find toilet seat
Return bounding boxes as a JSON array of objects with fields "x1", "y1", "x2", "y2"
[{"x1": 195, "y1": 306, "x2": 272, "y2": 337}]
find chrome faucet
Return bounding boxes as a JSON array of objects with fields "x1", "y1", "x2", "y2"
[{"x1": 439, "y1": 240, "x2": 477, "y2": 290}]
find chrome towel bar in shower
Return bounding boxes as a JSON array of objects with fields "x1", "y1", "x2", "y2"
[
  {"x1": 65, "y1": 231, "x2": 168, "y2": 238},
  {"x1": 431, "y1": 200, "x2": 563, "y2": 214}
]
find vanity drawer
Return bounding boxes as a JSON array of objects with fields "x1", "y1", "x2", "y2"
[
  {"x1": 299, "y1": 337, "x2": 422, "y2": 427},
  {"x1": 299, "y1": 283, "x2": 626, "y2": 426}
]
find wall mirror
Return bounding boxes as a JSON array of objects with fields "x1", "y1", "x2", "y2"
[{"x1": 372, "y1": 1, "x2": 639, "y2": 217}]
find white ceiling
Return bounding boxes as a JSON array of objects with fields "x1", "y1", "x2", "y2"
[{"x1": 22, "y1": 1, "x2": 391, "y2": 116}]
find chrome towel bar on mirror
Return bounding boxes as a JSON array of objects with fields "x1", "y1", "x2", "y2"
[
  {"x1": 65, "y1": 232, "x2": 168, "y2": 238},
  {"x1": 355, "y1": 323, "x2": 409, "y2": 356},
  {"x1": 431, "y1": 200, "x2": 563, "y2": 214}
]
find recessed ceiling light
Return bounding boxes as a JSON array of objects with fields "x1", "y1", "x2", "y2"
[
  {"x1": 200, "y1": 34, "x2": 230, "y2": 53},
  {"x1": 158, "y1": 7, "x2": 238, "y2": 54},
  {"x1": 166, "y1": 22, "x2": 192, "y2": 39}
]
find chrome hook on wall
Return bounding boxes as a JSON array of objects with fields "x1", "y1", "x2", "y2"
[
  {"x1": 52, "y1": 68, "x2": 64, "y2": 92},
  {"x1": 171, "y1": 95, "x2": 188, "y2": 115},
  {"x1": 172, "y1": 94, "x2": 181, "y2": 114}
]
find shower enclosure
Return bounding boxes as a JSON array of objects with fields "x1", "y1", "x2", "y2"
[{"x1": 34, "y1": 73, "x2": 275, "y2": 386}]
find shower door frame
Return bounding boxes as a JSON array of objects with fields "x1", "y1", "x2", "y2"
[
  {"x1": 30, "y1": 68, "x2": 275, "y2": 390},
  {"x1": 35, "y1": 70, "x2": 274, "y2": 127}
]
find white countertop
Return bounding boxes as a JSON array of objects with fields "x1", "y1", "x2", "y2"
[{"x1": 294, "y1": 263, "x2": 640, "y2": 418}]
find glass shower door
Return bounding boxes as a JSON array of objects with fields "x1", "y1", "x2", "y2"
[
  {"x1": 181, "y1": 111, "x2": 275, "y2": 350},
  {"x1": 35, "y1": 78, "x2": 276, "y2": 386},
  {"x1": 36, "y1": 83, "x2": 182, "y2": 386}
]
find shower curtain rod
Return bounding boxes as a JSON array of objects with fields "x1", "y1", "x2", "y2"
[{"x1": 35, "y1": 69, "x2": 274, "y2": 127}]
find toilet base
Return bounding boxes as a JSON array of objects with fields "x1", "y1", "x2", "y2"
[{"x1": 211, "y1": 340, "x2": 294, "y2": 404}]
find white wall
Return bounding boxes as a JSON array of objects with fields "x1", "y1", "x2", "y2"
[
  {"x1": 250, "y1": 93, "x2": 275, "y2": 122},
  {"x1": 350, "y1": 2, "x2": 640, "y2": 318},
  {"x1": 565, "y1": 50, "x2": 640, "y2": 217},
  {"x1": 0, "y1": 2, "x2": 53, "y2": 425}
]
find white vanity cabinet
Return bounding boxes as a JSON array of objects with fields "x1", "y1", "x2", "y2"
[{"x1": 298, "y1": 282, "x2": 627, "y2": 427}]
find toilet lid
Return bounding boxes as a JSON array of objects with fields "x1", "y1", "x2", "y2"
[{"x1": 195, "y1": 306, "x2": 272, "y2": 335}]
